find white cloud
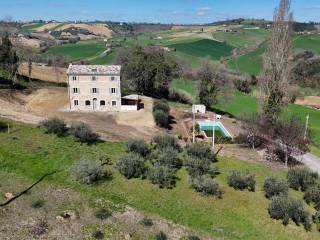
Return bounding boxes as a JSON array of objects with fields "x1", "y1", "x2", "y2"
[
  {"x1": 197, "y1": 11, "x2": 206, "y2": 16},
  {"x1": 196, "y1": 7, "x2": 211, "y2": 11}
]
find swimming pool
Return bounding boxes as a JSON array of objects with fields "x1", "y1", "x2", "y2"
[{"x1": 197, "y1": 120, "x2": 232, "y2": 138}]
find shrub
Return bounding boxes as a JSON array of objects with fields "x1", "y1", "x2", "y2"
[
  {"x1": 155, "y1": 231, "x2": 167, "y2": 240},
  {"x1": 126, "y1": 138, "x2": 150, "y2": 157},
  {"x1": 187, "y1": 236, "x2": 201, "y2": 240},
  {"x1": 304, "y1": 185, "x2": 320, "y2": 208},
  {"x1": 140, "y1": 217, "x2": 153, "y2": 227},
  {"x1": 95, "y1": 208, "x2": 112, "y2": 220},
  {"x1": 153, "y1": 99, "x2": 170, "y2": 114},
  {"x1": 233, "y1": 134, "x2": 247, "y2": 144},
  {"x1": 313, "y1": 210, "x2": 320, "y2": 231},
  {"x1": 31, "y1": 218, "x2": 49, "y2": 236},
  {"x1": 0, "y1": 121, "x2": 7, "y2": 132},
  {"x1": 153, "y1": 100, "x2": 171, "y2": 128},
  {"x1": 234, "y1": 78, "x2": 251, "y2": 93},
  {"x1": 39, "y1": 117, "x2": 68, "y2": 136},
  {"x1": 287, "y1": 167, "x2": 318, "y2": 191},
  {"x1": 31, "y1": 199, "x2": 45, "y2": 209},
  {"x1": 185, "y1": 156, "x2": 219, "y2": 178},
  {"x1": 263, "y1": 176, "x2": 289, "y2": 199},
  {"x1": 227, "y1": 170, "x2": 255, "y2": 192},
  {"x1": 148, "y1": 164, "x2": 176, "y2": 189},
  {"x1": 168, "y1": 88, "x2": 192, "y2": 104},
  {"x1": 152, "y1": 134, "x2": 180, "y2": 150},
  {"x1": 69, "y1": 122, "x2": 99, "y2": 144},
  {"x1": 71, "y1": 159, "x2": 105, "y2": 184},
  {"x1": 92, "y1": 230, "x2": 104, "y2": 240},
  {"x1": 152, "y1": 147, "x2": 182, "y2": 169},
  {"x1": 186, "y1": 142, "x2": 215, "y2": 161},
  {"x1": 117, "y1": 153, "x2": 146, "y2": 179},
  {"x1": 268, "y1": 195, "x2": 311, "y2": 231},
  {"x1": 190, "y1": 175, "x2": 222, "y2": 198},
  {"x1": 154, "y1": 110, "x2": 169, "y2": 128}
]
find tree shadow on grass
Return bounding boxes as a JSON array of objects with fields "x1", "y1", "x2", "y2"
[{"x1": 210, "y1": 107, "x2": 235, "y2": 118}]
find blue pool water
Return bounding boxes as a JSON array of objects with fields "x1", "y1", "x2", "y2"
[{"x1": 197, "y1": 121, "x2": 232, "y2": 138}]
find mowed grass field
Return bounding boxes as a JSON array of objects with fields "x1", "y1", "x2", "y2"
[
  {"x1": 0, "y1": 119, "x2": 319, "y2": 239},
  {"x1": 169, "y1": 39, "x2": 234, "y2": 61},
  {"x1": 227, "y1": 34, "x2": 320, "y2": 75},
  {"x1": 227, "y1": 47, "x2": 265, "y2": 75},
  {"x1": 293, "y1": 34, "x2": 320, "y2": 55},
  {"x1": 43, "y1": 40, "x2": 108, "y2": 61}
]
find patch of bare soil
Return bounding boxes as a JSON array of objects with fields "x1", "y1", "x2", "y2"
[
  {"x1": 115, "y1": 96, "x2": 157, "y2": 138},
  {"x1": 56, "y1": 23, "x2": 114, "y2": 37},
  {"x1": 10, "y1": 36, "x2": 44, "y2": 49},
  {"x1": 0, "y1": 172, "x2": 212, "y2": 240},
  {"x1": 295, "y1": 96, "x2": 320, "y2": 106},
  {"x1": 0, "y1": 88, "x2": 158, "y2": 141},
  {"x1": 219, "y1": 144, "x2": 287, "y2": 170},
  {"x1": 18, "y1": 63, "x2": 67, "y2": 83}
]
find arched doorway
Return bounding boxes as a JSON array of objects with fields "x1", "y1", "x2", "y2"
[{"x1": 93, "y1": 98, "x2": 97, "y2": 110}]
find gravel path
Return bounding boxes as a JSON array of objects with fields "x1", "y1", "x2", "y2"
[{"x1": 300, "y1": 153, "x2": 320, "y2": 174}]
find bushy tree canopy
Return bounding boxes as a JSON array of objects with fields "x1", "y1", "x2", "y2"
[{"x1": 116, "y1": 46, "x2": 179, "y2": 98}]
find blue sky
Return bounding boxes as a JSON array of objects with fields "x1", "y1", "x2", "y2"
[{"x1": 1, "y1": 0, "x2": 319, "y2": 24}]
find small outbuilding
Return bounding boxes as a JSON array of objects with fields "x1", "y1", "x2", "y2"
[{"x1": 192, "y1": 104, "x2": 206, "y2": 114}]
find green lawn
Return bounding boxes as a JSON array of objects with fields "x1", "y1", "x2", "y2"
[
  {"x1": 171, "y1": 78, "x2": 197, "y2": 101},
  {"x1": 169, "y1": 39, "x2": 234, "y2": 61},
  {"x1": 227, "y1": 47, "x2": 264, "y2": 75},
  {"x1": 0, "y1": 119, "x2": 319, "y2": 239},
  {"x1": 43, "y1": 40, "x2": 107, "y2": 61},
  {"x1": 293, "y1": 34, "x2": 320, "y2": 55}
]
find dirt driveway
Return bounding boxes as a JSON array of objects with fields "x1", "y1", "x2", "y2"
[{"x1": 0, "y1": 88, "x2": 158, "y2": 141}]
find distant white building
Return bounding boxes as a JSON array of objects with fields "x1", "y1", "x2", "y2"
[{"x1": 67, "y1": 65, "x2": 122, "y2": 111}]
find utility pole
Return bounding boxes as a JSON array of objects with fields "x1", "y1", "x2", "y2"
[
  {"x1": 212, "y1": 114, "x2": 215, "y2": 151},
  {"x1": 192, "y1": 105, "x2": 195, "y2": 143},
  {"x1": 304, "y1": 114, "x2": 309, "y2": 140}
]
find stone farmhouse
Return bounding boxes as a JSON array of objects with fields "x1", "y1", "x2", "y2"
[{"x1": 67, "y1": 64, "x2": 139, "y2": 112}]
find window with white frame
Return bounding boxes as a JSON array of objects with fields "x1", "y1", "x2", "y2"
[
  {"x1": 92, "y1": 88, "x2": 98, "y2": 93},
  {"x1": 72, "y1": 76, "x2": 77, "y2": 81},
  {"x1": 111, "y1": 76, "x2": 115, "y2": 81},
  {"x1": 74, "y1": 100, "x2": 79, "y2": 106},
  {"x1": 73, "y1": 88, "x2": 79, "y2": 94},
  {"x1": 85, "y1": 100, "x2": 91, "y2": 106},
  {"x1": 110, "y1": 88, "x2": 117, "y2": 94},
  {"x1": 111, "y1": 100, "x2": 117, "y2": 106},
  {"x1": 100, "y1": 100, "x2": 106, "y2": 106},
  {"x1": 92, "y1": 76, "x2": 97, "y2": 81}
]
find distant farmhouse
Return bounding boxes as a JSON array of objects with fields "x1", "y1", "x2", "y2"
[{"x1": 67, "y1": 64, "x2": 139, "y2": 111}]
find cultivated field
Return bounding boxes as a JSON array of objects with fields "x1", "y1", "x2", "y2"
[
  {"x1": 43, "y1": 40, "x2": 108, "y2": 62},
  {"x1": 169, "y1": 39, "x2": 234, "y2": 61}
]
